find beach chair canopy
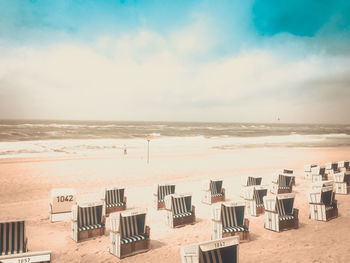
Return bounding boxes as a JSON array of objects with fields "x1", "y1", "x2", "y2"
[
  {"x1": 157, "y1": 184, "x2": 175, "y2": 202},
  {"x1": 279, "y1": 168, "x2": 293, "y2": 174},
  {"x1": 338, "y1": 160, "x2": 349, "y2": 169},
  {"x1": 311, "y1": 166, "x2": 325, "y2": 175},
  {"x1": 220, "y1": 202, "x2": 247, "y2": 232},
  {"x1": 264, "y1": 193, "x2": 295, "y2": 216},
  {"x1": 165, "y1": 194, "x2": 192, "y2": 217},
  {"x1": 274, "y1": 174, "x2": 293, "y2": 188},
  {"x1": 241, "y1": 176, "x2": 262, "y2": 186},
  {"x1": 105, "y1": 186, "x2": 125, "y2": 207},
  {"x1": 325, "y1": 162, "x2": 338, "y2": 171},
  {"x1": 308, "y1": 186, "x2": 333, "y2": 205},
  {"x1": 199, "y1": 236, "x2": 239, "y2": 263},
  {"x1": 0, "y1": 220, "x2": 26, "y2": 256},
  {"x1": 304, "y1": 164, "x2": 317, "y2": 172},
  {"x1": 210, "y1": 180, "x2": 223, "y2": 196},
  {"x1": 243, "y1": 186, "x2": 268, "y2": 205},
  {"x1": 76, "y1": 201, "x2": 104, "y2": 231},
  {"x1": 110, "y1": 209, "x2": 147, "y2": 244},
  {"x1": 310, "y1": 180, "x2": 334, "y2": 190}
]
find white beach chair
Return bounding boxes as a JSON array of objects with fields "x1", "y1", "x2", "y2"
[
  {"x1": 165, "y1": 194, "x2": 195, "y2": 228},
  {"x1": 201, "y1": 179, "x2": 225, "y2": 205},
  {"x1": 180, "y1": 236, "x2": 239, "y2": 263},
  {"x1": 71, "y1": 200, "x2": 105, "y2": 242},
  {"x1": 49, "y1": 188, "x2": 76, "y2": 222},
  {"x1": 153, "y1": 183, "x2": 176, "y2": 210},
  {"x1": 211, "y1": 201, "x2": 249, "y2": 242},
  {"x1": 304, "y1": 164, "x2": 317, "y2": 179},
  {"x1": 278, "y1": 168, "x2": 295, "y2": 185},
  {"x1": 240, "y1": 175, "x2": 262, "y2": 197},
  {"x1": 270, "y1": 173, "x2": 293, "y2": 194},
  {"x1": 333, "y1": 171, "x2": 350, "y2": 194},
  {"x1": 308, "y1": 182, "x2": 338, "y2": 221},
  {"x1": 263, "y1": 193, "x2": 299, "y2": 232},
  {"x1": 0, "y1": 220, "x2": 51, "y2": 263},
  {"x1": 101, "y1": 186, "x2": 127, "y2": 215},
  {"x1": 338, "y1": 160, "x2": 349, "y2": 171},
  {"x1": 243, "y1": 185, "x2": 268, "y2": 216},
  {"x1": 325, "y1": 162, "x2": 339, "y2": 177},
  {"x1": 109, "y1": 208, "x2": 150, "y2": 259}
]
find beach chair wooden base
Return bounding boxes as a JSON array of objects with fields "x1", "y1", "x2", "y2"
[
  {"x1": 276, "y1": 188, "x2": 292, "y2": 194},
  {"x1": 202, "y1": 188, "x2": 226, "y2": 205},
  {"x1": 0, "y1": 251, "x2": 51, "y2": 263},
  {"x1": 279, "y1": 218, "x2": 299, "y2": 231},
  {"x1": 156, "y1": 201, "x2": 166, "y2": 210},
  {"x1": 255, "y1": 206, "x2": 265, "y2": 217},
  {"x1": 173, "y1": 214, "x2": 196, "y2": 228},
  {"x1": 77, "y1": 227, "x2": 105, "y2": 242},
  {"x1": 223, "y1": 230, "x2": 249, "y2": 242},
  {"x1": 110, "y1": 226, "x2": 151, "y2": 259},
  {"x1": 106, "y1": 205, "x2": 126, "y2": 215}
]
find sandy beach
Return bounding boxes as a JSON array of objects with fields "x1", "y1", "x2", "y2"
[{"x1": 1, "y1": 143, "x2": 350, "y2": 262}]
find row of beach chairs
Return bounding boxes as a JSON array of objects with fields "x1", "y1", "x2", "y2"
[{"x1": 1, "y1": 160, "x2": 348, "y2": 262}]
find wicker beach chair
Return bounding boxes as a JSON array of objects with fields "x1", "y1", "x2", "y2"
[
  {"x1": 180, "y1": 236, "x2": 239, "y2": 263},
  {"x1": 333, "y1": 171, "x2": 350, "y2": 194},
  {"x1": 49, "y1": 188, "x2": 76, "y2": 222},
  {"x1": 338, "y1": 160, "x2": 349, "y2": 171},
  {"x1": 263, "y1": 193, "x2": 299, "y2": 232},
  {"x1": 304, "y1": 164, "x2": 317, "y2": 179},
  {"x1": 109, "y1": 208, "x2": 150, "y2": 259},
  {"x1": 279, "y1": 168, "x2": 295, "y2": 185},
  {"x1": 308, "y1": 182, "x2": 338, "y2": 221},
  {"x1": 202, "y1": 179, "x2": 225, "y2": 205},
  {"x1": 71, "y1": 201, "x2": 105, "y2": 242},
  {"x1": 211, "y1": 201, "x2": 249, "y2": 242},
  {"x1": 0, "y1": 220, "x2": 51, "y2": 263},
  {"x1": 310, "y1": 166, "x2": 327, "y2": 183},
  {"x1": 240, "y1": 175, "x2": 262, "y2": 197},
  {"x1": 153, "y1": 183, "x2": 175, "y2": 210},
  {"x1": 102, "y1": 186, "x2": 127, "y2": 215},
  {"x1": 243, "y1": 185, "x2": 268, "y2": 216},
  {"x1": 270, "y1": 174, "x2": 293, "y2": 194},
  {"x1": 165, "y1": 194, "x2": 195, "y2": 228}
]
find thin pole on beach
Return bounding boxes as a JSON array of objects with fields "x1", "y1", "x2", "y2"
[{"x1": 146, "y1": 135, "x2": 152, "y2": 164}]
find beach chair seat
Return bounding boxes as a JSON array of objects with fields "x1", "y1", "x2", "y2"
[
  {"x1": 0, "y1": 220, "x2": 51, "y2": 263},
  {"x1": 211, "y1": 201, "x2": 249, "y2": 242},
  {"x1": 102, "y1": 187, "x2": 127, "y2": 215},
  {"x1": 109, "y1": 209, "x2": 151, "y2": 259},
  {"x1": 181, "y1": 236, "x2": 239, "y2": 263},
  {"x1": 333, "y1": 171, "x2": 350, "y2": 194},
  {"x1": 264, "y1": 193, "x2": 299, "y2": 232},
  {"x1": 71, "y1": 201, "x2": 105, "y2": 242},
  {"x1": 201, "y1": 179, "x2": 225, "y2": 204},
  {"x1": 308, "y1": 182, "x2": 338, "y2": 221},
  {"x1": 270, "y1": 173, "x2": 293, "y2": 194},
  {"x1": 165, "y1": 194, "x2": 196, "y2": 228},
  {"x1": 153, "y1": 184, "x2": 175, "y2": 210},
  {"x1": 243, "y1": 185, "x2": 268, "y2": 216}
]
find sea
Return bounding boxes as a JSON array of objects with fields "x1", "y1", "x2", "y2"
[{"x1": 0, "y1": 120, "x2": 350, "y2": 158}]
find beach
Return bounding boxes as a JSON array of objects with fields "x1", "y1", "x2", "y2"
[{"x1": 1, "y1": 139, "x2": 350, "y2": 262}]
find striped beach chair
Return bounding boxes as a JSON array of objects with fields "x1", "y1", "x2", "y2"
[
  {"x1": 270, "y1": 173, "x2": 293, "y2": 194},
  {"x1": 334, "y1": 171, "x2": 350, "y2": 194},
  {"x1": 243, "y1": 185, "x2": 268, "y2": 216},
  {"x1": 153, "y1": 183, "x2": 176, "y2": 210},
  {"x1": 325, "y1": 162, "x2": 339, "y2": 177},
  {"x1": 263, "y1": 193, "x2": 299, "y2": 232},
  {"x1": 202, "y1": 179, "x2": 225, "y2": 205},
  {"x1": 71, "y1": 201, "x2": 105, "y2": 242},
  {"x1": 310, "y1": 166, "x2": 327, "y2": 183},
  {"x1": 211, "y1": 201, "x2": 249, "y2": 242},
  {"x1": 102, "y1": 186, "x2": 127, "y2": 215},
  {"x1": 279, "y1": 168, "x2": 295, "y2": 185},
  {"x1": 165, "y1": 194, "x2": 195, "y2": 228},
  {"x1": 109, "y1": 208, "x2": 150, "y2": 259},
  {"x1": 240, "y1": 175, "x2": 263, "y2": 197},
  {"x1": 308, "y1": 182, "x2": 338, "y2": 221},
  {"x1": 304, "y1": 164, "x2": 317, "y2": 179},
  {"x1": 180, "y1": 236, "x2": 239, "y2": 263},
  {"x1": 0, "y1": 220, "x2": 51, "y2": 263}
]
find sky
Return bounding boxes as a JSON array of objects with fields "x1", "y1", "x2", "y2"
[{"x1": 0, "y1": 0, "x2": 350, "y2": 123}]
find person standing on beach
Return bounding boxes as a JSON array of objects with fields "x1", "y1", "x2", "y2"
[{"x1": 123, "y1": 144, "x2": 127, "y2": 155}]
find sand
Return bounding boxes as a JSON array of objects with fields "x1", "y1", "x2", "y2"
[{"x1": 1, "y1": 145, "x2": 350, "y2": 262}]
